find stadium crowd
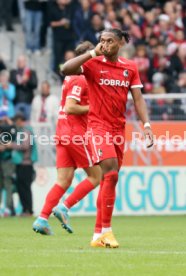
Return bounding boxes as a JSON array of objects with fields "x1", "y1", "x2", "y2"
[
  {"x1": 0, "y1": 0, "x2": 186, "y2": 117},
  {"x1": 21, "y1": 0, "x2": 186, "y2": 94},
  {"x1": 0, "y1": 0, "x2": 186, "y2": 217}
]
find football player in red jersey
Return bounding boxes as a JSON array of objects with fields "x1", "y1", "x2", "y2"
[
  {"x1": 33, "y1": 41, "x2": 102, "y2": 235},
  {"x1": 61, "y1": 28, "x2": 154, "y2": 248}
]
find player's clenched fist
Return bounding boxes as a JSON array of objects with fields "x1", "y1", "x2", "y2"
[
  {"x1": 144, "y1": 127, "x2": 154, "y2": 148},
  {"x1": 94, "y1": 43, "x2": 104, "y2": 56}
]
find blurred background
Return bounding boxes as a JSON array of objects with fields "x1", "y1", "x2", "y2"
[{"x1": 0, "y1": 0, "x2": 186, "y2": 217}]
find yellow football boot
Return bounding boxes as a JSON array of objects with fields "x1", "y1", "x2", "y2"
[
  {"x1": 90, "y1": 237, "x2": 105, "y2": 248},
  {"x1": 99, "y1": 231, "x2": 119, "y2": 248},
  {"x1": 90, "y1": 231, "x2": 119, "y2": 248}
]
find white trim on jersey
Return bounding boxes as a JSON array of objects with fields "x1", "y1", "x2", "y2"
[
  {"x1": 130, "y1": 84, "x2": 143, "y2": 88},
  {"x1": 90, "y1": 128, "x2": 100, "y2": 163},
  {"x1": 80, "y1": 66, "x2": 84, "y2": 73},
  {"x1": 118, "y1": 58, "x2": 126, "y2": 64},
  {"x1": 66, "y1": 95, "x2": 81, "y2": 102},
  {"x1": 82, "y1": 143, "x2": 93, "y2": 167}
]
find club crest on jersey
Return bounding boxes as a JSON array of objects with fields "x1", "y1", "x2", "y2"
[
  {"x1": 123, "y1": 70, "x2": 128, "y2": 77},
  {"x1": 98, "y1": 149, "x2": 103, "y2": 157}
]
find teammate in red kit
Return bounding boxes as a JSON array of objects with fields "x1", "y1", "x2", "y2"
[
  {"x1": 61, "y1": 28, "x2": 154, "y2": 248},
  {"x1": 33, "y1": 41, "x2": 102, "y2": 235}
]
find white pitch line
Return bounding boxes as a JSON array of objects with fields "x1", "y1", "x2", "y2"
[
  {"x1": 1, "y1": 249, "x2": 186, "y2": 255},
  {"x1": 1, "y1": 263, "x2": 186, "y2": 270}
]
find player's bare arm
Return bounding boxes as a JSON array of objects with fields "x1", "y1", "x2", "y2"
[
  {"x1": 65, "y1": 98, "x2": 89, "y2": 115},
  {"x1": 60, "y1": 43, "x2": 103, "y2": 75},
  {"x1": 131, "y1": 88, "x2": 154, "y2": 147}
]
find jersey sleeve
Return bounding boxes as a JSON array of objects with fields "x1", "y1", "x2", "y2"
[
  {"x1": 66, "y1": 77, "x2": 85, "y2": 102},
  {"x1": 130, "y1": 62, "x2": 143, "y2": 89},
  {"x1": 81, "y1": 58, "x2": 95, "y2": 79}
]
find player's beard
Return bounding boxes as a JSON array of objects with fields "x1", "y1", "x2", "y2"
[
  {"x1": 102, "y1": 49, "x2": 112, "y2": 57},
  {"x1": 102, "y1": 46, "x2": 118, "y2": 58}
]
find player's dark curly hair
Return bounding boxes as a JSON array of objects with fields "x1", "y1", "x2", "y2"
[{"x1": 101, "y1": 28, "x2": 130, "y2": 43}]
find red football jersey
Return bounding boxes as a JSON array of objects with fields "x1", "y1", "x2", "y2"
[
  {"x1": 56, "y1": 75, "x2": 89, "y2": 138},
  {"x1": 81, "y1": 56, "x2": 143, "y2": 130}
]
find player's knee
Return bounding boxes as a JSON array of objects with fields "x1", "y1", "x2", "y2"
[
  {"x1": 57, "y1": 173, "x2": 73, "y2": 189},
  {"x1": 85, "y1": 165, "x2": 102, "y2": 187},
  {"x1": 88, "y1": 172, "x2": 102, "y2": 187},
  {"x1": 88, "y1": 170, "x2": 102, "y2": 187},
  {"x1": 101, "y1": 158, "x2": 118, "y2": 174},
  {"x1": 96, "y1": 173, "x2": 102, "y2": 186},
  {"x1": 111, "y1": 171, "x2": 119, "y2": 183},
  {"x1": 88, "y1": 178, "x2": 98, "y2": 187},
  {"x1": 104, "y1": 170, "x2": 118, "y2": 186}
]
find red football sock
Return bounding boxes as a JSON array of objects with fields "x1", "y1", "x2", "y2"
[
  {"x1": 94, "y1": 180, "x2": 104, "y2": 233},
  {"x1": 64, "y1": 179, "x2": 95, "y2": 209},
  {"x1": 101, "y1": 171, "x2": 118, "y2": 228},
  {"x1": 40, "y1": 184, "x2": 66, "y2": 219}
]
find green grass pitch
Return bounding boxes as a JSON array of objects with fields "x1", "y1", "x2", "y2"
[{"x1": 0, "y1": 216, "x2": 186, "y2": 276}]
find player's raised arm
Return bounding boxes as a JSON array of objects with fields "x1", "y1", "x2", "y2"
[
  {"x1": 60, "y1": 43, "x2": 103, "y2": 75},
  {"x1": 65, "y1": 98, "x2": 89, "y2": 115},
  {"x1": 131, "y1": 88, "x2": 154, "y2": 148}
]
